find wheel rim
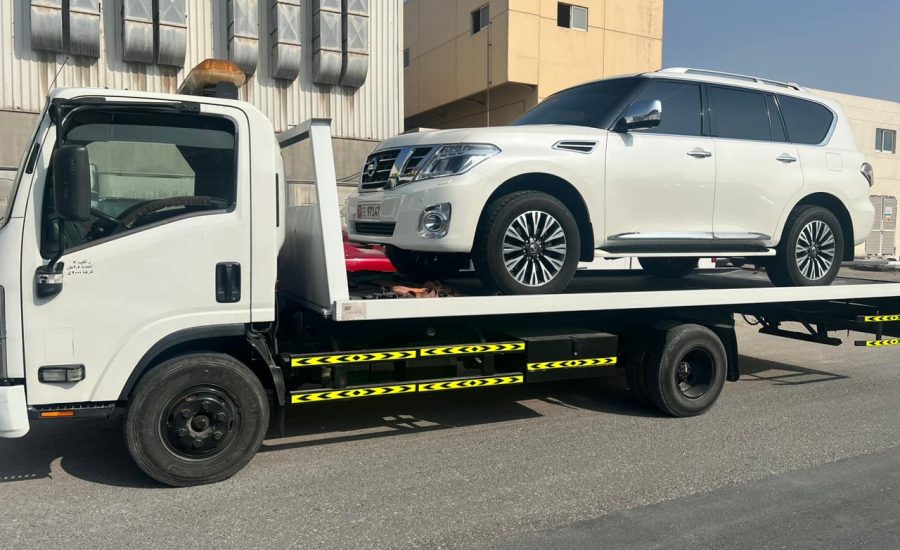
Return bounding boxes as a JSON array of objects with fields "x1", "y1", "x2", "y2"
[
  {"x1": 502, "y1": 210, "x2": 567, "y2": 287},
  {"x1": 795, "y1": 220, "x2": 836, "y2": 281},
  {"x1": 675, "y1": 348, "x2": 715, "y2": 399},
  {"x1": 160, "y1": 386, "x2": 241, "y2": 460}
]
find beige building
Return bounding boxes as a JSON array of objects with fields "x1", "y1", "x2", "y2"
[{"x1": 403, "y1": 0, "x2": 664, "y2": 129}]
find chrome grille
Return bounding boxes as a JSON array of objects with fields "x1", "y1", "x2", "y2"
[{"x1": 359, "y1": 146, "x2": 437, "y2": 192}]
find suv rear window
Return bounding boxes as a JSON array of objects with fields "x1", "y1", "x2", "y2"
[{"x1": 778, "y1": 95, "x2": 834, "y2": 145}]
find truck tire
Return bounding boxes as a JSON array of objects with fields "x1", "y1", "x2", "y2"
[
  {"x1": 624, "y1": 348, "x2": 653, "y2": 407},
  {"x1": 385, "y1": 245, "x2": 468, "y2": 281},
  {"x1": 767, "y1": 205, "x2": 843, "y2": 287},
  {"x1": 638, "y1": 257, "x2": 699, "y2": 278},
  {"x1": 125, "y1": 353, "x2": 270, "y2": 487},
  {"x1": 473, "y1": 191, "x2": 580, "y2": 295},
  {"x1": 643, "y1": 324, "x2": 727, "y2": 417}
]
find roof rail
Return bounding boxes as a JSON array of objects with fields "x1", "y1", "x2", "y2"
[{"x1": 658, "y1": 67, "x2": 802, "y2": 91}]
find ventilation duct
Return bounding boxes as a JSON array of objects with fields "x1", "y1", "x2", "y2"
[
  {"x1": 312, "y1": 0, "x2": 343, "y2": 85},
  {"x1": 340, "y1": 0, "x2": 368, "y2": 87},
  {"x1": 30, "y1": 0, "x2": 65, "y2": 53},
  {"x1": 122, "y1": 0, "x2": 154, "y2": 63},
  {"x1": 68, "y1": 0, "x2": 101, "y2": 57},
  {"x1": 227, "y1": 0, "x2": 260, "y2": 74},
  {"x1": 156, "y1": 0, "x2": 187, "y2": 67},
  {"x1": 269, "y1": 0, "x2": 302, "y2": 81}
]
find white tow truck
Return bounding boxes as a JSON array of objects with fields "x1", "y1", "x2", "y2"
[{"x1": 1, "y1": 61, "x2": 899, "y2": 486}]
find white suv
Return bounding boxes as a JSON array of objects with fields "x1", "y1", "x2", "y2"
[{"x1": 347, "y1": 68, "x2": 875, "y2": 295}]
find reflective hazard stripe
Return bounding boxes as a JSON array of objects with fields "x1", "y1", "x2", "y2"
[
  {"x1": 291, "y1": 385, "x2": 416, "y2": 403},
  {"x1": 417, "y1": 375, "x2": 523, "y2": 392},
  {"x1": 527, "y1": 356, "x2": 618, "y2": 371},
  {"x1": 291, "y1": 350, "x2": 417, "y2": 367},
  {"x1": 419, "y1": 342, "x2": 525, "y2": 357},
  {"x1": 856, "y1": 338, "x2": 900, "y2": 348},
  {"x1": 859, "y1": 314, "x2": 900, "y2": 323}
]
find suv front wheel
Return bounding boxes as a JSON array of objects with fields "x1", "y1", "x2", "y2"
[
  {"x1": 473, "y1": 191, "x2": 581, "y2": 295},
  {"x1": 767, "y1": 205, "x2": 844, "y2": 287}
]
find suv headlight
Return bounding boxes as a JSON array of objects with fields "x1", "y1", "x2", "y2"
[{"x1": 414, "y1": 144, "x2": 500, "y2": 181}]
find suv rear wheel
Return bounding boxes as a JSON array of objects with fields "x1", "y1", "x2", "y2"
[
  {"x1": 767, "y1": 205, "x2": 843, "y2": 286},
  {"x1": 473, "y1": 191, "x2": 581, "y2": 295}
]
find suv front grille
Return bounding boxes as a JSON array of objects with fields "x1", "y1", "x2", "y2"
[
  {"x1": 359, "y1": 146, "x2": 436, "y2": 192},
  {"x1": 353, "y1": 222, "x2": 396, "y2": 237}
]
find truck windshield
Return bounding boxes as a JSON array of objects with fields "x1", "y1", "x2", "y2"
[{"x1": 512, "y1": 77, "x2": 638, "y2": 129}]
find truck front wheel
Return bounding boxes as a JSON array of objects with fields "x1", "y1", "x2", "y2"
[{"x1": 125, "y1": 353, "x2": 270, "y2": 487}]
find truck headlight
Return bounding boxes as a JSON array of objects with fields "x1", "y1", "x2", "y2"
[{"x1": 414, "y1": 144, "x2": 500, "y2": 181}]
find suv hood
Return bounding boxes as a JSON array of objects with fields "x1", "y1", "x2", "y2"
[{"x1": 375, "y1": 124, "x2": 607, "y2": 151}]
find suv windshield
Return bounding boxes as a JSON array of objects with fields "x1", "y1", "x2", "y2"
[{"x1": 513, "y1": 77, "x2": 638, "y2": 129}]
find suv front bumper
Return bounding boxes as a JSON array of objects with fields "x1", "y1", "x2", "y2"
[
  {"x1": 346, "y1": 174, "x2": 488, "y2": 253},
  {"x1": 0, "y1": 385, "x2": 29, "y2": 438}
]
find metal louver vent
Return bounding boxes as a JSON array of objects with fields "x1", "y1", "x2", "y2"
[{"x1": 553, "y1": 140, "x2": 599, "y2": 154}]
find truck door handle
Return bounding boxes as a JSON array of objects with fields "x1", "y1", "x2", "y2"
[
  {"x1": 216, "y1": 263, "x2": 241, "y2": 303},
  {"x1": 776, "y1": 154, "x2": 798, "y2": 163},
  {"x1": 687, "y1": 148, "x2": 712, "y2": 158}
]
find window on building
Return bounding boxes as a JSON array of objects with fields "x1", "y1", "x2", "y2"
[
  {"x1": 558, "y1": 3, "x2": 588, "y2": 31},
  {"x1": 629, "y1": 81, "x2": 703, "y2": 137},
  {"x1": 403, "y1": 48, "x2": 410, "y2": 69},
  {"x1": 876, "y1": 128, "x2": 897, "y2": 154},
  {"x1": 708, "y1": 86, "x2": 773, "y2": 141},
  {"x1": 777, "y1": 95, "x2": 834, "y2": 145},
  {"x1": 472, "y1": 4, "x2": 489, "y2": 34}
]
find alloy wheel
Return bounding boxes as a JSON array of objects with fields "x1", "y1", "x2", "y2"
[
  {"x1": 502, "y1": 210, "x2": 568, "y2": 287},
  {"x1": 795, "y1": 220, "x2": 836, "y2": 281}
]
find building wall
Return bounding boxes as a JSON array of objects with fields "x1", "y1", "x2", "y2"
[
  {"x1": 404, "y1": 0, "x2": 663, "y2": 129},
  {"x1": 0, "y1": 0, "x2": 405, "y2": 206}
]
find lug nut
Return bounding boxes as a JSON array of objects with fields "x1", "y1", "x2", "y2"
[
  {"x1": 177, "y1": 429, "x2": 187, "y2": 438},
  {"x1": 216, "y1": 412, "x2": 227, "y2": 422},
  {"x1": 201, "y1": 402, "x2": 211, "y2": 412},
  {"x1": 181, "y1": 409, "x2": 191, "y2": 418},
  {"x1": 213, "y1": 431, "x2": 223, "y2": 441},
  {"x1": 193, "y1": 439, "x2": 203, "y2": 448}
]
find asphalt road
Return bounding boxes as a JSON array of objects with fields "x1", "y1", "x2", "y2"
[{"x1": 2, "y1": 321, "x2": 900, "y2": 549}]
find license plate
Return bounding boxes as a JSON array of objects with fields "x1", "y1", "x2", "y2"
[{"x1": 358, "y1": 203, "x2": 381, "y2": 219}]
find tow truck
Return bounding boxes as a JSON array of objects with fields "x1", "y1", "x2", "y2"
[{"x1": 1, "y1": 60, "x2": 899, "y2": 486}]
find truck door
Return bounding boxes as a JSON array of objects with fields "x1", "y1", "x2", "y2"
[{"x1": 19, "y1": 101, "x2": 252, "y2": 406}]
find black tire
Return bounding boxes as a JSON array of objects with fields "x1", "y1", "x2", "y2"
[
  {"x1": 473, "y1": 191, "x2": 581, "y2": 295},
  {"x1": 644, "y1": 324, "x2": 727, "y2": 417},
  {"x1": 624, "y1": 348, "x2": 653, "y2": 407},
  {"x1": 385, "y1": 245, "x2": 468, "y2": 281},
  {"x1": 125, "y1": 353, "x2": 270, "y2": 487},
  {"x1": 767, "y1": 205, "x2": 843, "y2": 287},
  {"x1": 638, "y1": 257, "x2": 699, "y2": 278}
]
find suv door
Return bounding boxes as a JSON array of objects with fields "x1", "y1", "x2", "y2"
[
  {"x1": 605, "y1": 80, "x2": 716, "y2": 249},
  {"x1": 20, "y1": 102, "x2": 252, "y2": 406},
  {"x1": 708, "y1": 86, "x2": 804, "y2": 244}
]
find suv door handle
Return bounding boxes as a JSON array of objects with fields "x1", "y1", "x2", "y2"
[
  {"x1": 776, "y1": 154, "x2": 798, "y2": 163},
  {"x1": 687, "y1": 148, "x2": 712, "y2": 158}
]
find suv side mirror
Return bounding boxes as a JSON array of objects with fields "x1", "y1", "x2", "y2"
[
  {"x1": 618, "y1": 99, "x2": 663, "y2": 131},
  {"x1": 52, "y1": 145, "x2": 91, "y2": 222}
]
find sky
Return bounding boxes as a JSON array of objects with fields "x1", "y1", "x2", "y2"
[{"x1": 663, "y1": 0, "x2": 900, "y2": 102}]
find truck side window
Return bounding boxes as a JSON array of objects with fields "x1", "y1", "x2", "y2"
[
  {"x1": 628, "y1": 81, "x2": 703, "y2": 137},
  {"x1": 41, "y1": 111, "x2": 237, "y2": 257}
]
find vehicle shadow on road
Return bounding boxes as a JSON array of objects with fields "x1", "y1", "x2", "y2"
[
  {"x1": 261, "y1": 376, "x2": 661, "y2": 454},
  {"x1": 738, "y1": 354, "x2": 848, "y2": 385}
]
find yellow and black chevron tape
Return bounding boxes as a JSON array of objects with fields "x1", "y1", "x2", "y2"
[
  {"x1": 859, "y1": 314, "x2": 900, "y2": 323},
  {"x1": 527, "y1": 356, "x2": 617, "y2": 371},
  {"x1": 291, "y1": 384, "x2": 416, "y2": 403},
  {"x1": 291, "y1": 350, "x2": 417, "y2": 367},
  {"x1": 419, "y1": 342, "x2": 525, "y2": 357},
  {"x1": 856, "y1": 338, "x2": 900, "y2": 348},
  {"x1": 417, "y1": 375, "x2": 524, "y2": 392}
]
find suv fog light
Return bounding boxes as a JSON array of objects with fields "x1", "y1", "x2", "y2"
[
  {"x1": 418, "y1": 203, "x2": 452, "y2": 239},
  {"x1": 38, "y1": 365, "x2": 85, "y2": 384}
]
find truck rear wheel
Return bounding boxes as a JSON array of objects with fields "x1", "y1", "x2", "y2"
[
  {"x1": 473, "y1": 191, "x2": 580, "y2": 295},
  {"x1": 125, "y1": 353, "x2": 270, "y2": 487},
  {"x1": 642, "y1": 324, "x2": 727, "y2": 417}
]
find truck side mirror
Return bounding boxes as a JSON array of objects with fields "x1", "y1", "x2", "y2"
[
  {"x1": 617, "y1": 99, "x2": 663, "y2": 132},
  {"x1": 52, "y1": 145, "x2": 91, "y2": 222}
]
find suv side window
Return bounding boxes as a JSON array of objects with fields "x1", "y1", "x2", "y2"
[
  {"x1": 708, "y1": 86, "x2": 773, "y2": 141},
  {"x1": 41, "y1": 110, "x2": 237, "y2": 257},
  {"x1": 778, "y1": 95, "x2": 834, "y2": 145},
  {"x1": 628, "y1": 81, "x2": 703, "y2": 137}
]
